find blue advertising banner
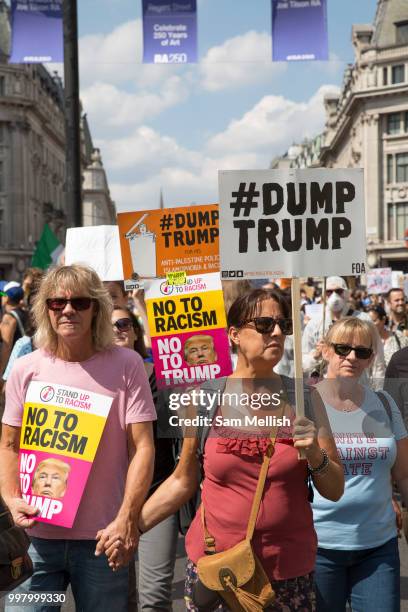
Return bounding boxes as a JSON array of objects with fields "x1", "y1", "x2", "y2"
[
  {"x1": 271, "y1": 0, "x2": 328, "y2": 62},
  {"x1": 142, "y1": 0, "x2": 197, "y2": 64},
  {"x1": 10, "y1": 0, "x2": 63, "y2": 63}
]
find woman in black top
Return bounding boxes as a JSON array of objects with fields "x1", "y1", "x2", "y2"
[{"x1": 112, "y1": 306, "x2": 178, "y2": 611}]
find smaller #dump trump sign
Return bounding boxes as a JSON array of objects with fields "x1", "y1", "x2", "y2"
[
  {"x1": 219, "y1": 168, "x2": 366, "y2": 279},
  {"x1": 145, "y1": 272, "x2": 232, "y2": 387},
  {"x1": 117, "y1": 204, "x2": 219, "y2": 289},
  {"x1": 19, "y1": 381, "x2": 112, "y2": 527}
]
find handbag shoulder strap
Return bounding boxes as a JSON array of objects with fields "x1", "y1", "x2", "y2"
[
  {"x1": 201, "y1": 403, "x2": 285, "y2": 552},
  {"x1": 9, "y1": 309, "x2": 25, "y2": 338},
  {"x1": 376, "y1": 390, "x2": 393, "y2": 424},
  {"x1": 245, "y1": 421, "x2": 281, "y2": 541}
]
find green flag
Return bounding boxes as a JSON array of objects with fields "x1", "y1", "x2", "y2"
[{"x1": 32, "y1": 224, "x2": 64, "y2": 270}]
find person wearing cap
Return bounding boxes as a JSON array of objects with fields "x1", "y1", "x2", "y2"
[
  {"x1": 302, "y1": 276, "x2": 385, "y2": 389},
  {"x1": 0, "y1": 282, "x2": 27, "y2": 380}
]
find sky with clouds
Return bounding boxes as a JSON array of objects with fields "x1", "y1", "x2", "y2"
[{"x1": 72, "y1": 0, "x2": 378, "y2": 212}]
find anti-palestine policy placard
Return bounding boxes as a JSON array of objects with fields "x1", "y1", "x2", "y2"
[
  {"x1": 145, "y1": 272, "x2": 232, "y2": 387},
  {"x1": 19, "y1": 381, "x2": 112, "y2": 527},
  {"x1": 219, "y1": 169, "x2": 366, "y2": 279},
  {"x1": 117, "y1": 205, "x2": 219, "y2": 290}
]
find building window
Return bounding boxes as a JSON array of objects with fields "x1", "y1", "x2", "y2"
[
  {"x1": 0, "y1": 76, "x2": 4, "y2": 96},
  {"x1": 383, "y1": 67, "x2": 388, "y2": 86},
  {"x1": 396, "y1": 203, "x2": 408, "y2": 240},
  {"x1": 387, "y1": 155, "x2": 394, "y2": 183},
  {"x1": 396, "y1": 22, "x2": 408, "y2": 45},
  {"x1": 387, "y1": 113, "x2": 401, "y2": 134},
  {"x1": 396, "y1": 153, "x2": 408, "y2": 182},
  {"x1": 0, "y1": 161, "x2": 4, "y2": 192},
  {"x1": 392, "y1": 65, "x2": 405, "y2": 84},
  {"x1": 405, "y1": 112, "x2": 408, "y2": 133},
  {"x1": 388, "y1": 204, "x2": 394, "y2": 240}
]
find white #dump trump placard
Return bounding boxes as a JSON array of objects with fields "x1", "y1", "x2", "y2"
[{"x1": 218, "y1": 168, "x2": 366, "y2": 279}]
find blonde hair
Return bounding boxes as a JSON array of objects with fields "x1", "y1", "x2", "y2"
[
  {"x1": 323, "y1": 317, "x2": 377, "y2": 353},
  {"x1": 33, "y1": 264, "x2": 114, "y2": 354},
  {"x1": 33, "y1": 458, "x2": 71, "y2": 483}
]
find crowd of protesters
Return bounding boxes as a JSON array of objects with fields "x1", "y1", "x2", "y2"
[{"x1": 0, "y1": 266, "x2": 408, "y2": 610}]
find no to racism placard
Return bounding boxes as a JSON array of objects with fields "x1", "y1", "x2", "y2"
[
  {"x1": 19, "y1": 381, "x2": 112, "y2": 527},
  {"x1": 271, "y1": 0, "x2": 328, "y2": 62},
  {"x1": 142, "y1": 0, "x2": 197, "y2": 64},
  {"x1": 117, "y1": 205, "x2": 219, "y2": 290},
  {"x1": 145, "y1": 272, "x2": 232, "y2": 387},
  {"x1": 219, "y1": 168, "x2": 366, "y2": 279},
  {"x1": 366, "y1": 268, "x2": 392, "y2": 295},
  {"x1": 10, "y1": 0, "x2": 63, "y2": 63}
]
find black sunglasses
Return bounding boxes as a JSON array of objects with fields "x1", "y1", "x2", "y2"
[
  {"x1": 113, "y1": 317, "x2": 133, "y2": 332},
  {"x1": 326, "y1": 288, "x2": 344, "y2": 297},
  {"x1": 332, "y1": 343, "x2": 373, "y2": 360},
  {"x1": 241, "y1": 317, "x2": 293, "y2": 335},
  {"x1": 46, "y1": 297, "x2": 94, "y2": 312}
]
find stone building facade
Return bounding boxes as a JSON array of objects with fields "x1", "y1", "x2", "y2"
[
  {"x1": 272, "y1": 0, "x2": 408, "y2": 271},
  {"x1": 0, "y1": 1, "x2": 115, "y2": 280}
]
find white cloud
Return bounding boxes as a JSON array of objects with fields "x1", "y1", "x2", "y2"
[
  {"x1": 107, "y1": 84, "x2": 339, "y2": 211},
  {"x1": 207, "y1": 85, "x2": 339, "y2": 154},
  {"x1": 79, "y1": 19, "x2": 183, "y2": 88},
  {"x1": 200, "y1": 30, "x2": 285, "y2": 92},
  {"x1": 97, "y1": 126, "x2": 202, "y2": 171},
  {"x1": 110, "y1": 146, "x2": 261, "y2": 212},
  {"x1": 81, "y1": 75, "x2": 189, "y2": 128}
]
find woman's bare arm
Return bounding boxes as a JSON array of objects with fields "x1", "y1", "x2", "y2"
[
  {"x1": 139, "y1": 435, "x2": 200, "y2": 533},
  {"x1": 297, "y1": 389, "x2": 344, "y2": 502}
]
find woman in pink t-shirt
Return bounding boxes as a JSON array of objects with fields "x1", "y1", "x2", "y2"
[
  {"x1": 140, "y1": 288, "x2": 344, "y2": 611},
  {"x1": 0, "y1": 264, "x2": 156, "y2": 612}
]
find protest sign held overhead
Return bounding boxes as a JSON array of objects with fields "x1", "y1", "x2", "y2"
[
  {"x1": 117, "y1": 205, "x2": 219, "y2": 290},
  {"x1": 219, "y1": 168, "x2": 366, "y2": 279},
  {"x1": 145, "y1": 272, "x2": 232, "y2": 387},
  {"x1": 142, "y1": 0, "x2": 197, "y2": 64},
  {"x1": 19, "y1": 381, "x2": 112, "y2": 527},
  {"x1": 10, "y1": 0, "x2": 63, "y2": 63},
  {"x1": 65, "y1": 226, "x2": 124, "y2": 282},
  {"x1": 366, "y1": 268, "x2": 392, "y2": 295},
  {"x1": 271, "y1": 0, "x2": 328, "y2": 62}
]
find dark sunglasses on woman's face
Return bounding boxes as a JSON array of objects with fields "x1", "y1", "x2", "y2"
[
  {"x1": 113, "y1": 317, "x2": 133, "y2": 332},
  {"x1": 331, "y1": 343, "x2": 373, "y2": 360},
  {"x1": 242, "y1": 317, "x2": 293, "y2": 335},
  {"x1": 46, "y1": 297, "x2": 93, "y2": 311}
]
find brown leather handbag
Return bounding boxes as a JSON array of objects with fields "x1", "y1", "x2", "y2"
[
  {"x1": 193, "y1": 423, "x2": 282, "y2": 612},
  {"x1": 0, "y1": 504, "x2": 33, "y2": 593}
]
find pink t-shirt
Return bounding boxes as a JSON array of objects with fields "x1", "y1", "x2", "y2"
[
  {"x1": 2, "y1": 347, "x2": 156, "y2": 539},
  {"x1": 185, "y1": 420, "x2": 317, "y2": 581}
]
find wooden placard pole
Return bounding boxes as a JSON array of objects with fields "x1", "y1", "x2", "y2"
[
  {"x1": 291, "y1": 277, "x2": 305, "y2": 418},
  {"x1": 319, "y1": 277, "x2": 327, "y2": 378},
  {"x1": 291, "y1": 278, "x2": 306, "y2": 459}
]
